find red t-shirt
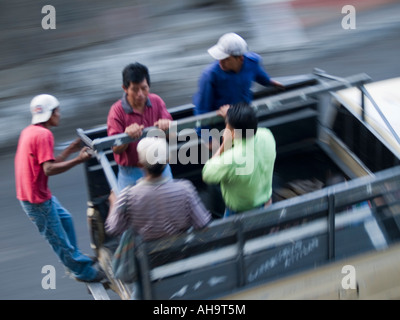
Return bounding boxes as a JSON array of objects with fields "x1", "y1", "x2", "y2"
[
  {"x1": 107, "y1": 93, "x2": 172, "y2": 167},
  {"x1": 15, "y1": 124, "x2": 55, "y2": 203}
]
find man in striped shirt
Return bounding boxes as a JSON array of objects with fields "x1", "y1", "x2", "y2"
[{"x1": 106, "y1": 137, "x2": 211, "y2": 241}]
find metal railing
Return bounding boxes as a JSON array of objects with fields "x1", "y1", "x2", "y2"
[{"x1": 77, "y1": 73, "x2": 372, "y2": 194}]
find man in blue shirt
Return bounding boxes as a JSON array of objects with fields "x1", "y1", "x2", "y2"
[{"x1": 193, "y1": 32, "x2": 284, "y2": 116}]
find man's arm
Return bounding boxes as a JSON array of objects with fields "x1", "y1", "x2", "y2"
[
  {"x1": 112, "y1": 123, "x2": 144, "y2": 154},
  {"x1": 105, "y1": 187, "x2": 130, "y2": 236},
  {"x1": 252, "y1": 54, "x2": 285, "y2": 89},
  {"x1": 193, "y1": 71, "x2": 215, "y2": 115},
  {"x1": 53, "y1": 138, "x2": 82, "y2": 163},
  {"x1": 42, "y1": 146, "x2": 91, "y2": 176},
  {"x1": 185, "y1": 181, "x2": 212, "y2": 229}
]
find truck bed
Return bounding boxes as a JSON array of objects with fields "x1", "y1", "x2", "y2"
[{"x1": 77, "y1": 71, "x2": 400, "y2": 299}]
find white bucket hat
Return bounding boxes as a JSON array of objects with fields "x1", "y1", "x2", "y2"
[
  {"x1": 207, "y1": 32, "x2": 248, "y2": 60},
  {"x1": 30, "y1": 94, "x2": 60, "y2": 124}
]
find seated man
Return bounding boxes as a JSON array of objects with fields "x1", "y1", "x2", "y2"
[
  {"x1": 106, "y1": 137, "x2": 212, "y2": 242},
  {"x1": 202, "y1": 102, "x2": 276, "y2": 217}
]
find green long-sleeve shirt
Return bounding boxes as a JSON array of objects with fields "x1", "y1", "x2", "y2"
[{"x1": 202, "y1": 127, "x2": 276, "y2": 212}]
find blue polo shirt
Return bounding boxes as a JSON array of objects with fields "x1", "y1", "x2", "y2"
[{"x1": 193, "y1": 52, "x2": 272, "y2": 115}]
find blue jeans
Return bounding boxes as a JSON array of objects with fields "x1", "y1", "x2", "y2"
[
  {"x1": 117, "y1": 164, "x2": 173, "y2": 191},
  {"x1": 20, "y1": 196, "x2": 98, "y2": 281}
]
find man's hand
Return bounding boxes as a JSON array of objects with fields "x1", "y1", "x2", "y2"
[
  {"x1": 154, "y1": 119, "x2": 171, "y2": 131},
  {"x1": 212, "y1": 127, "x2": 233, "y2": 158},
  {"x1": 270, "y1": 79, "x2": 285, "y2": 90},
  {"x1": 78, "y1": 146, "x2": 92, "y2": 162},
  {"x1": 68, "y1": 137, "x2": 83, "y2": 153},
  {"x1": 125, "y1": 123, "x2": 144, "y2": 139},
  {"x1": 217, "y1": 104, "x2": 230, "y2": 119},
  {"x1": 108, "y1": 190, "x2": 117, "y2": 209}
]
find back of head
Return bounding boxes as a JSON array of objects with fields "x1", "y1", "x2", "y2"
[
  {"x1": 226, "y1": 102, "x2": 258, "y2": 139},
  {"x1": 137, "y1": 137, "x2": 169, "y2": 176},
  {"x1": 122, "y1": 62, "x2": 150, "y2": 88},
  {"x1": 30, "y1": 94, "x2": 59, "y2": 124},
  {"x1": 208, "y1": 32, "x2": 248, "y2": 60}
]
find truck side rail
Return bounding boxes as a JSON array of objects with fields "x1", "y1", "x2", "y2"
[
  {"x1": 131, "y1": 165, "x2": 400, "y2": 299},
  {"x1": 77, "y1": 73, "x2": 371, "y2": 195},
  {"x1": 78, "y1": 74, "x2": 370, "y2": 153}
]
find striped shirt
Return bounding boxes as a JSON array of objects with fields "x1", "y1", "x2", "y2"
[{"x1": 106, "y1": 177, "x2": 212, "y2": 241}]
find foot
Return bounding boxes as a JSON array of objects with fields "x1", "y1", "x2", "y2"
[{"x1": 88, "y1": 255, "x2": 98, "y2": 265}]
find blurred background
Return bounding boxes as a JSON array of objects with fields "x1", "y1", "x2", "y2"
[
  {"x1": 1, "y1": 0, "x2": 399, "y2": 299},
  {"x1": 1, "y1": 0, "x2": 399, "y2": 152}
]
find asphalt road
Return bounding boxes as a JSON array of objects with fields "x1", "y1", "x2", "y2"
[{"x1": 1, "y1": 4, "x2": 400, "y2": 300}]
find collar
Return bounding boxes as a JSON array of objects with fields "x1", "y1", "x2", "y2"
[
  {"x1": 136, "y1": 175, "x2": 171, "y2": 186},
  {"x1": 121, "y1": 93, "x2": 152, "y2": 114}
]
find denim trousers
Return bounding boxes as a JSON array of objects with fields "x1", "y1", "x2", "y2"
[
  {"x1": 20, "y1": 195, "x2": 98, "y2": 281},
  {"x1": 117, "y1": 164, "x2": 173, "y2": 191}
]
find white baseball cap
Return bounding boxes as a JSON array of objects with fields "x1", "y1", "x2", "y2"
[
  {"x1": 207, "y1": 32, "x2": 248, "y2": 60},
  {"x1": 30, "y1": 94, "x2": 60, "y2": 124},
  {"x1": 137, "y1": 137, "x2": 169, "y2": 167}
]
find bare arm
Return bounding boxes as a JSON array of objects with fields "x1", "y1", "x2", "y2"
[
  {"x1": 270, "y1": 79, "x2": 285, "y2": 90},
  {"x1": 54, "y1": 138, "x2": 82, "y2": 163},
  {"x1": 112, "y1": 123, "x2": 144, "y2": 155},
  {"x1": 43, "y1": 146, "x2": 91, "y2": 176}
]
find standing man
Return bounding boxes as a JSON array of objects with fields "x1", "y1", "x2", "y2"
[
  {"x1": 107, "y1": 62, "x2": 173, "y2": 191},
  {"x1": 15, "y1": 94, "x2": 105, "y2": 282},
  {"x1": 202, "y1": 103, "x2": 276, "y2": 217},
  {"x1": 193, "y1": 32, "x2": 284, "y2": 116}
]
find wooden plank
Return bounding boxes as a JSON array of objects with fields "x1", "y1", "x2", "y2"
[{"x1": 86, "y1": 283, "x2": 110, "y2": 300}]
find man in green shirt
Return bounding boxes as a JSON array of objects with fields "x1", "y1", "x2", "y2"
[{"x1": 202, "y1": 103, "x2": 276, "y2": 217}]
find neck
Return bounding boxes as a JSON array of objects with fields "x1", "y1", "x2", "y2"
[
  {"x1": 127, "y1": 99, "x2": 145, "y2": 113},
  {"x1": 37, "y1": 122, "x2": 52, "y2": 129}
]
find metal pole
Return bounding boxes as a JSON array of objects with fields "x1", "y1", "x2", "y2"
[
  {"x1": 327, "y1": 192, "x2": 335, "y2": 260},
  {"x1": 360, "y1": 86, "x2": 400, "y2": 145},
  {"x1": 360, "y1": 86, "x2": 365, "y2": 122},
  {"x1": 97, "y1": 150, "x2": 119, "y2": 194}
]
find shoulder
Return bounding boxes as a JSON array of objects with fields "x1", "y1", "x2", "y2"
[
  {"x1": 201, "y1": 61, "x2": 220, "y2": 78},
  {"x1": 30, "y1": 125, "x2": 53, "y2": 138},
  {"x1": 108, "y1": 99, "x2": 123, "y2": 116},
  {"x1": 257, "y1": 127, "x2": 271, "y2": 136},
  {"x1": 148, "y1": 93, "x2": 165, "y2": 105},
  {"x1": 111, "y1": 99, "x2": 123, "y2": 109},
  {"x1": 205, "y1": 149, "x2": 235, "y2": 168},
  {"x1": 171, "y1": 179, "x2": 196, "y2": 191},
  {"x1": 20, "y1": 125, "x2": 52, "y2": 144},
  {"x1": 171, "y1": 178, "x2": 193, "y2": 187},
  {"x1": 244, "y1": 52, "x2": 263, "y2": 64},
  {"x1": 256, "y1": 127, "x2": 275, "y2": 141}
]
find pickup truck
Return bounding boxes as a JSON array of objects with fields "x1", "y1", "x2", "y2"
[{"x1": 77, "y1": 70, "x2": 400, "y2": 300}]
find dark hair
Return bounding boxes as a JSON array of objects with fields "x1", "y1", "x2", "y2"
[
  {"x1": 146, "y1": 163, "x2": 166, "y2": 177},
  {"x1": 226, "y1": 102, "x2": 258, "y2": 139},
  {"x1": 122, "y1": 62, "x2": 150, "y2": 88}
]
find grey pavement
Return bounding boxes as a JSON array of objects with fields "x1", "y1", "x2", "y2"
[{"x1": 1, "y1": 0, "x2": 399, "y2": 153}]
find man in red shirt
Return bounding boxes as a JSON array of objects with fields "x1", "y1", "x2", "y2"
[
  {"x1": 107, "y1": 62, "x2": 173, "y2": 191},
  {"x1": 15, "y1": 94, "x2": 105, "y2": 282}
]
